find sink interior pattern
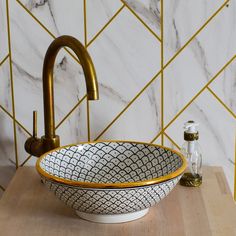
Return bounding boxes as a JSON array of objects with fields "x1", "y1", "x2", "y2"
[{"x1": 39, "y1": 141, "x2": 183, "y2": 185}]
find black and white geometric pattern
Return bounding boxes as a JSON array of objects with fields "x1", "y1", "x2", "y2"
[{"x1": 39, "y1": 142, "x2": 184, "y2": 214}]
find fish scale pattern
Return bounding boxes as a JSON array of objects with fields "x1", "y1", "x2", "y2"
[
  {"x1": 40, "y1": 142, "x2": 183, "y2": 183},
  {"x1": 43, "y1": 176, "x2": 180, "y2": 214},
  {"x1": 39, "y1": 142, "x2": 184, "y2": 214}
]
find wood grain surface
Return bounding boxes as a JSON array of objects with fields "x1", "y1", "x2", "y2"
[{"x1": 0, "y1": 166, "x2": 235, "y2": 236}]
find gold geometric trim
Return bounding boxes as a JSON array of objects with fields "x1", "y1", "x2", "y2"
[
  {"x1": 160, "y1": 0, "x2": 164, "y2": 145},
  {"x1": 55, "y1": 95, "x2": 87, "y2": 130},
  {"x1": 87, "y1": 5, "x2": 125, "y2": 47},
  {"x1": 6, "y1": 0, "x2": 18, "y2": 168},
  {"x1": 0, "y1": 54, "x2": 9, "y2": 67},
  {"x1": 16, "y1": 0, "x2": 81, "y2": 65},
  {"x1": 95, "y1": 71, "x2": 162, "y2": 140},
  {"x1": 120, "y1": 0, "x2": 161, "y2": 42},
  {"x1": 94, "y1": 0, "x2": 229, "y2": 140},
  {"x1": 151, "y1": 55, "x2": 236, "y2": 143},
  {"x1": 207, "y1": 87, "x2": 236, "y2": 119},
  {"x1": 83, "y1": 0, "x2": 87, "y2": 46},
  {"x1": 0, "y1": 105, "x2": 31, "y2": 136},
  {"x1": 164, "y1": 132, "x2": 181, "y2": 150},
  {"x1": 20, "y1": 155, "x2": 32, "y2": 167},
  {"x1": 163, "y1": 0, "x2": 229, "y2": 69}
]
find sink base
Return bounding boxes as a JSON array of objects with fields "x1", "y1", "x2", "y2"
[{"x1": 76, "y1": 208, "x2": 149, "y2": 224}]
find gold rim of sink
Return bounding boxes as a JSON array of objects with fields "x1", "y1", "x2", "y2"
[{"x1": 36, "y1": 140, "x2": 187, "y2": 189}]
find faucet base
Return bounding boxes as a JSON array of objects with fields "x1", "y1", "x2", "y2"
[
  {"x1": 25, "y1": 135, "x2": 60, "y2": 157},
  {"x1": 42, "y1": 135, "x2": 60, "y2": 153}
]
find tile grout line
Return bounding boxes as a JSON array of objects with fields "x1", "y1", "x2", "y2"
[
  {"x1": 162, "y1": 0, "x2": 230, "y2": 71},
  {"x1": 16, "y1": 0, "x2": 81, "y2": 65},
  {"x1": 55, "y1": 95, "x2": 87, "y2": 130},
  {"x1": 161, "y1": 0, "x2": 164, "y2": 145},
  {"x1": 95, "y1": 0, "x2": 228, "y2": 141},
  {"x1": 207, "y1": 87, "x2": 236, "y2": 119},
  {"x1": 0, "y1": 105, "x2": 31, "y2": 136},
  {"x1": 6, "y1": 0, "x2": 19, "y2": 169},
  {"x1": 120, "y1": 0, "x2": 161, "y2": 42},
  {"x1": 15, "y1": 0, "x2": 228, "y2": 142},
  {"x1": 151, "y1": 55, "x2": 236, "y2": 143},
  {"x1": 83, "y1": 0, "x2": 90, "y2": 142},
  {"x1": 164, "y1": 132, "x2": 181, "y2": 150},
  {"x1": 0, "y1": 54, "x2": 9, "y2": 67},
  {"x1": 20, "y1": 155, "x2": 32, "y2": 167},
  {"x1": 87, "y1": 5, "x2": 125, "y2": 47}
]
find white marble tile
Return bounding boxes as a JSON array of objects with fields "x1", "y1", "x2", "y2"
[
  {"x1": 124, "y1": 0, "x2": 161, "y2": 37},
  {"x1": 164, "y1": 1, "x2": 236, "y2": 125},
  {"x1": 56, "y1": 98, "x2": 88, "y2": 146},
  {"x1": 0, "y1": 110, "x2": 15, "y2": 165},
  {"x1": 19, "y1": 0, "x2": 84, "y2": 43},
  {"x1": 10, "y1": 1, "x2": 86, "y2": 138},
  {"x1": 165, "y1": 90, "x2": 235, "y2": 193},
  {"x1": 0, "y1": 110, "x2": 16, "y2": 188},
  {"x1": 210, "y1": 60, "x2": 236, "y2": 115},
  {"x1": 164, "y1": 0, "x2": 224, "y2": 63},
  {"x1": 0, "y1": 0, "x2": 8, "y2": 62},
  {"x1": 99, "y1": 78, "x2": 161, "y2": 142},
  {"x1": 15, "y1": 122, "x2": 37, "y2": 166},
  {"x1": 88, "y1": 8, "x2": 161, "y2": 139},
  {"x1": 152, "y1": 135, "x2": 161, "y2": 146},
  {"x1": 0, "y1": 58, "x2": 12, "y2": 113},
  {"x1": 87, "y1": 0, "x2": 122, "y2": 42}
]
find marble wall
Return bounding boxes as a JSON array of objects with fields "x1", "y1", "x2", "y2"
[{"x1": 0, "y1": 0, "x2": 235, "y2": 197}]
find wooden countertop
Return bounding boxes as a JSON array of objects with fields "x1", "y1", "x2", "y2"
[{"x1": 0, "y1": 166, "x2": 235, "y2": 236}]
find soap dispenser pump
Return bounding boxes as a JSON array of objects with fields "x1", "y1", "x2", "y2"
[{"x1": 180, "y1": 120, "x2": 202, "y2": 187}]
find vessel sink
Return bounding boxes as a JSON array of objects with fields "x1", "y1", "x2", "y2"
[{"x1": 36, "y1": 141, "x2": 186, "y2": 223}]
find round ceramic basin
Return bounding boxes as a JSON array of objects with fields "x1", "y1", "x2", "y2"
[{"x1": 36, "y1": 141, "x2": 187, "y2": 223}]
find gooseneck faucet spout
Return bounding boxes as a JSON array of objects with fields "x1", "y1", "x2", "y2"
[{"x1": 25, "y1": 35, "x2": 99, "y2": 157}]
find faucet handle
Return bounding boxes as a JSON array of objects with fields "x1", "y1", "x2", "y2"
[{"x1": 33, "y1": 110, "x2": 38, "y2": 138}]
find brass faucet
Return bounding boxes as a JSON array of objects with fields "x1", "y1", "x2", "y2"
[{"x1": 25, "y1": 35, "x2": 99, "y2": 157}]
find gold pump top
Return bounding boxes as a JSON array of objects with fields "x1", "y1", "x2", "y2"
[{"x1": 25, "y1": 35, "x2": 99, "y2": 157}]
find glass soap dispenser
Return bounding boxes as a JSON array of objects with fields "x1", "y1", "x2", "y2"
[{"x1": 180, "y1": 120, "x2": 202, "y2": 187}]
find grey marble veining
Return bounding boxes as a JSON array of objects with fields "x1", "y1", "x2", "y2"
[{"x1": 124, "y1": 0, "x2": 160, "y2": 36}]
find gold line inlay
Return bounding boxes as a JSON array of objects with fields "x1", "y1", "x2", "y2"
[
  {"x1": 164, "y1": 132, "x2": 181, "y2": 150},
  {"x1": 16, "y1": 0, "x2": 81, "y2": 66},
  {"x1": 83, "y1": 0, "x2": 87, "y2": 46},
  {"x1": 160, "y1": 0, "x2": 164, "y2": 145},
  {"x1": 87, "y1": 5, "x2": 125, "y2": 47},
  {"x1": 95, "y1": 71, "x2": 161, "y2": 140},
  {"x1": 0, "y1": 105, "x2": 31, "y2": 136},
  {"x1": 83, "y1": 0, "x2": 90, "y2": 141},
  {"x1": 6, "y1": 0, "x2": 19, "y2": 169},
  {"x1": 20, "y1": 155, "x2": 32, "y2": 167},
  {"x1": 0, "y1": 54, "x2": 9, "y2": 67},
  {"x1": 55, "y1": 95, "x2": 87, "y2": 130},
  {"x1": 120, "y1": 0, "x2": 161, "y2": 43},
  {"x1": 150, "y1": 130, "x2": 162, "y2": 144},
  {"x1": 207, "y1": 87, "x2": 236, "y2": 119},
  {"x1": 163, "y1": 0, "x2": 229, "y2": 70},
  {"x1": 94, "y1": 0, "x2": 228, "y2": 140},
  {"x1": 151, "y1": 55, "x2": 236, "y2": 143}
]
